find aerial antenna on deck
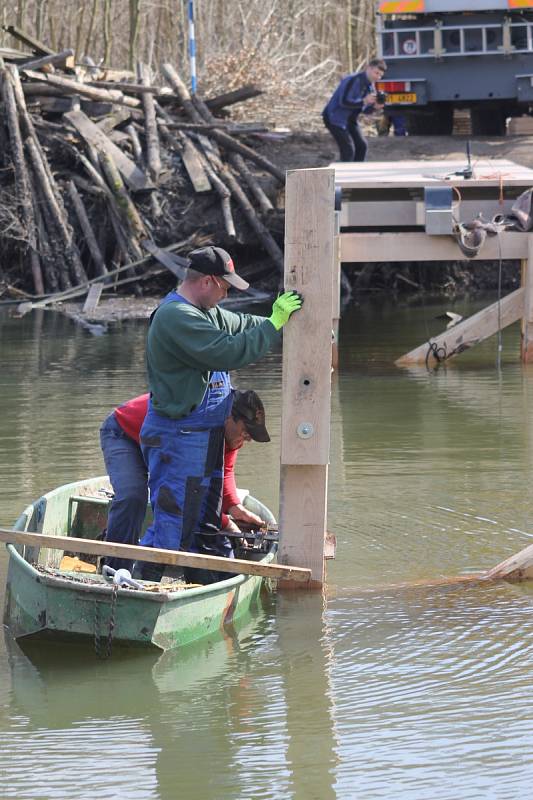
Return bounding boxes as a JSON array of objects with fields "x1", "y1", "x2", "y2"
[
  {"x1": 453, "y1": 140, "x2": 473, "y2": 180},
  {"x1": 464, "y1": 140, "x2": 473, "y2": 179}
]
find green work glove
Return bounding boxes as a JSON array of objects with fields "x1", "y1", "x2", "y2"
[{"x1": 268, "y1": 291, "x2": 303, "y2": 331}]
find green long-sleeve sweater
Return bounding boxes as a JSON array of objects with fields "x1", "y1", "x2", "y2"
[{"x1": 147, "y1": 299, "x2": 279, "y2": 418}]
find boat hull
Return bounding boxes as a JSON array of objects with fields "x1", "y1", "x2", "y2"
[{"x1": 4, "y1": 477, "x2": 276, "y2": 651}]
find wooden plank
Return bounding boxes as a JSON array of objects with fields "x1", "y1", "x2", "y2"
[
  {"x1": 22, "y1": 69, "x2": 140, "y2": 108},
  {"x1": 88, "y1": 80, "x2": 164, "y2": 94},
  {"x1": 82, "y1": 283, "x2": 104, "y2": 313},
  {"x1": 0, "y1": 46, "x2": 34, "y2": 61},
  {"x1": 32, "y1": 96, "x2": 76, "y2": 113},
  {"x1": 521, "y1": 236, "x2": 533, "y2": 362},
  {"x1": 0, "y1": 528, "x2": 311, "y2": 583},
  {"x1": 96, "y1": 107, "x2": 131, "y2": 135},
  {"x1": 281, "y1": 168, "x2": 335, "y2": 465},
  {"x1": 64, "y1": 110, "x2": 153, "y2": 192},
  {"x1": 20, "y1": 48, "x2": 74, "y2": 71},
  {"x1": 205, "y1": 84, "x2": 264, "y2": 112},
  {"x1": 332, "y1": 210, "x2": 341, "y2": 369},
  {"x1": 279, "y1": 167, "x2": 335, "y2": 587},
  {"x1": 507, "y1": 117, "x2": 533, "y2": 135},
  {"x1": 340, "y1": 231, "x2": 530, "y2": 263},
  {"x1": 279, "y1": 465, "x2": 328, "y2": 588},
  {"x1": 396, "y1": 287, "x2": 525, "y2": 366},
  {"x1": 4, "y1": 25, "x2": 55, "y2": 55},
  {"x1": 180, "y1": 135, "x2": 211, "y2": 193},
  {"x1": 332, "y1": 159, "x2": 533, "y2": 189}
]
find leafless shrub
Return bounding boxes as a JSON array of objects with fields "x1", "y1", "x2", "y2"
[{"x1": 3, "y1": 0, "x2": 377, "y2": 127}]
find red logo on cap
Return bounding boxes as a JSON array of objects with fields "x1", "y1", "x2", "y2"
[{"x1": 226, "y1": 258, "x2": 235, "y2": 273}]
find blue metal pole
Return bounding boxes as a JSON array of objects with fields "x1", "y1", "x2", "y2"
[{"x1": 188, "y1": 0, "x2": 197, "y2": 94}]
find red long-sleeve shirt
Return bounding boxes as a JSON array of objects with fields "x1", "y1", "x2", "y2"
[{"x1": 113, "y1": 394, "x2": 241, "y2": 527}]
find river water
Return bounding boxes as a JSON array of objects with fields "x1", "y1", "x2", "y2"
[{"x1": 1, "y1": 298, "x2": 532, "y2": 799}]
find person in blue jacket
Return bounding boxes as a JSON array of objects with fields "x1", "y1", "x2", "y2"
[{"x1": 323, "y1": 58, "x2": 387, "y2": 162}]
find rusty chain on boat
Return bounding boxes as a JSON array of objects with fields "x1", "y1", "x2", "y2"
[{"x1": 94, "y1": 582, "x2": 118, "y2": 660}]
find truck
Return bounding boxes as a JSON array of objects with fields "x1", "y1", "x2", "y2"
[{"x1": 375, "y1": 1, "x2": 533, "y2": 135}]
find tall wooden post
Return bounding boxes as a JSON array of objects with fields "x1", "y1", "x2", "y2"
[
  {"x1": 279, "y1": 168, "x2": 335, "y2": 588},
  {"x1": 331, "y1": 209, "x2": 341, "y2": 369},
  {"x1": 521, "y1": 235, "x2": 533, "y2": 362}
]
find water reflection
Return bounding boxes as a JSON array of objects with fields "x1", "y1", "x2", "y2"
[
  {"x1": 0, "y1": 594, "x2": 337, "y2": 800},
  {"x1": 2, "y1": 299, "x2": 533, "y2": 798},
  {"x1": 329, "y1": 579, "x2": 533, "y2": 799}
]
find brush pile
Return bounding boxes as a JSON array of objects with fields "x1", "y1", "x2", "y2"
[{"x1": 0, "y1": 27, "x2": 287, "y2": 301}]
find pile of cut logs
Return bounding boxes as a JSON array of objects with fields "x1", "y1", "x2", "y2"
[{"x1": 0, "y1": 26, "x2": 286, "y2": 302}]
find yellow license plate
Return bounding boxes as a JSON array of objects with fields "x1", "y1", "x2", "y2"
[{"x1": 387, "y1": 93, "x2": 417, "y2": 104}]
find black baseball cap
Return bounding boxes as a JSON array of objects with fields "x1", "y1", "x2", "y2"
[
  {"x1": 188, "y1": 246, "x2": 249, "y2": 291},
  {"x1": 232, "y1": 390, "x2": 270, "y2": 443}
]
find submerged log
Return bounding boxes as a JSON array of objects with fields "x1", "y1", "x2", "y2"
[{"x1": 486, "y1": 542, "x2": 533, "y2": 582}]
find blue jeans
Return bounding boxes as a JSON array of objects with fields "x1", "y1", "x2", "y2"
[{"x1": 99, "y1": 413, "x2": 148, "y2": 572}]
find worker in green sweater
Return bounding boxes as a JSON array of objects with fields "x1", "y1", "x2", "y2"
[{"x1": 137, "y1": 246, "x2": 302, "y2": 580}]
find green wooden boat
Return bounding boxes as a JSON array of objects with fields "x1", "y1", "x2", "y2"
[{"x1": 3, "y1": 476, "x2": 277, "y2": 652}]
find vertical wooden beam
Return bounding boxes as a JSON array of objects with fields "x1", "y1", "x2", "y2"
[
  {"x1": 521, "y1": 235, "x2": 533, "y2": 363},
  {"x1": 332, "y1": 210, "x2": 341, "y2": 369},
  {"x1": 279, "y1": 168, "x2": 335, "y2": 588}
]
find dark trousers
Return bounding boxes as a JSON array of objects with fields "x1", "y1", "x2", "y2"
[{"x1": 323, "y1": 115, "x2": 368, "y2": 162}]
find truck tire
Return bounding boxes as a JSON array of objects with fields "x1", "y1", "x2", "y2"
[
  {"x1": 471, "y1": 109, "x2": 506, "y2": 136},
  {"x1": 406, "y1": 106, "x2": 453, "y2": 136}
]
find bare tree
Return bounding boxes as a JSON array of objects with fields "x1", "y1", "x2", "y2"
[{"x1": 0, "y1": 0, "x2": 378, "y2": 127}]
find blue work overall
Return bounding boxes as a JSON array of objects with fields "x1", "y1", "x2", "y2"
[{"x1": 139, "y1": 291, "x2": 234, "y2": 571}]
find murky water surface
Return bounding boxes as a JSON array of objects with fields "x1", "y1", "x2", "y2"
[{"x1": 1, "y1": 298, "x2": 533, "y2": 799}]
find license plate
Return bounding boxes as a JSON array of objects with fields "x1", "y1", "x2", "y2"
[{"x1": 387, "y1": 92, "x2": 417, "y2": 104}]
